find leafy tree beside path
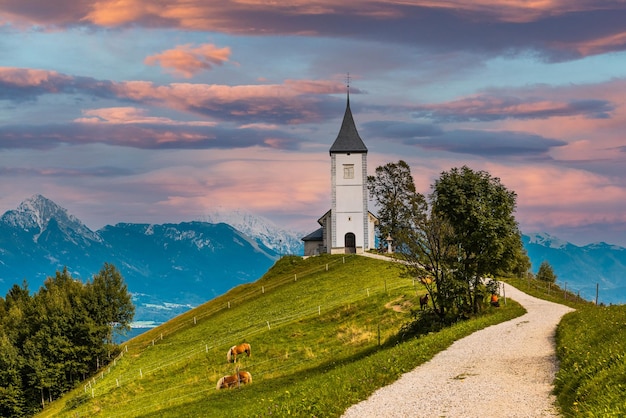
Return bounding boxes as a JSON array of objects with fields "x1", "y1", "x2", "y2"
[
  {"x1": 343, "y1": 283, "x2": 574, "y2": 417},
  {"x1": 368, "y1": 163, "x2": 531, "y2": 322}
]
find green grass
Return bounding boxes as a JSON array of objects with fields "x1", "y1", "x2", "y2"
[
  {"x1": 553, "y1": 305, "x2": 626, "y2": 417},
  {"x1": 503, "y1": 277, "x2": 626, "y2": 417},
  {"x1": 38, "y1": 255, "x2": 524, "y2": 417}
]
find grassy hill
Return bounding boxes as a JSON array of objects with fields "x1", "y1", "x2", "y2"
[{"x1": 37, "y1": 254, "x2": 525, "y2": 417}]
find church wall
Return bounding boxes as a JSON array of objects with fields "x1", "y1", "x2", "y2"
[{"x1": 332, "y1": 153, "x2": 367, "y2": 251}]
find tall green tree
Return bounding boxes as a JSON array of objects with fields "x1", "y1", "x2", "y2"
[
  {"x1": 536, "y1": 260, "x2": 557, "y2": 283},
  {"x1": 431, "y1": 166, "x2": 527, "y2": 313},
  {"x1": 369, "y1": 163, "x2": 530, "y2": 320},
  {"x1": 0, "y1": 263, "x2": 135, "y2": 414},
  {"x1": 86, "y1": 263, "x2": 135, "y2": 347},
  {"x1": 367, "y1": 160, "x2": 427, "y2": 250},
  {"x1": 0, "y1": 333, "x2": 25, "y2": 417},
  {"x1": 398, "y1": 211, "x2": 463, "y2": 318}
]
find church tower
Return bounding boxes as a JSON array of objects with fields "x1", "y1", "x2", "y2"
[
  {"x1": 301, "y1": 86, "x2": 378, "y2": 256},
  {"x1": 328, "y1": 92, "x2": 371, "y2": 253}
]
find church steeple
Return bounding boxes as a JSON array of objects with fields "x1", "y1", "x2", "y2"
[
  {"x1": 301, "y1": 75, "x2": 378, "y2": 256},
  {"x1": 329, "y1": 86, "x2": 367, "y2": 154}
]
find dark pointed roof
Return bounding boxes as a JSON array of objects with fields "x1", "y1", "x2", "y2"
[{"x1": 329, "y1": 94, "x2": 367, "y2": 154}]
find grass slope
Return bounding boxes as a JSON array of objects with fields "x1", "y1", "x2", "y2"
[{"x1": 38, "y1": 254, "x2": 524, "y2": 417}]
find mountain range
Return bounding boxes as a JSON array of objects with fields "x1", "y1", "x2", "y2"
[
  {"x1": 523, "y1": 233, "x2": 626, "y2": 305},
  {"x1": 1, "y1": 195, "x2": 624, "y2": 334},
  {"x1": 0, "y1": 195, "x2": 294, "y2": 330}
]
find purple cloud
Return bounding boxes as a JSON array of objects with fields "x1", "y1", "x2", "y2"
[
  {"x1": 412, "y1": 96, "x2": 614, "y2": 123},
  {"x1": 404, "y1": 129, "x2": 566, "y2": 158},
  {"x1": 0, "y1": 123, "x2": 303, "y2": 151}
]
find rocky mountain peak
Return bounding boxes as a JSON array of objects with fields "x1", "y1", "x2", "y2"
[
  {"x1": 202, "y1": 207, "x2": 304, "y2": 256},
  {"x1": 1, "y1": 194, "x2": 101, "y2": 243},
  {"x1": 526, "y1": 232, "x2": 570, "y2": 249}
]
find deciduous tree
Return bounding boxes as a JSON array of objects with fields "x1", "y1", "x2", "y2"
[
  {"x1": 367, "y1": 160, "x2": 427, "y2": 251},
  {"x1": 536, "y1": 260, "x2": 557, "y2": 283},
  {"x1": 0, "y1": 263, "x2": 135, "y2": 414},
  {"x1": 86, "y1": 263, "x2": 135, "y2": 347},
  {"x1": 430, "y1": 166, "x2": 527, "y2": 314}
]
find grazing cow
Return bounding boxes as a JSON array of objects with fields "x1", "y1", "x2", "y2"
[{"x1": 419, "y1": 294, "x2": 430, "y2": 310}]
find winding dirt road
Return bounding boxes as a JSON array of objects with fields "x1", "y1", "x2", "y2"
[{"x1": 342, "y1": 283, "x2": 574, "y2": 418}]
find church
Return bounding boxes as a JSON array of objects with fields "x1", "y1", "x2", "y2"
[{"x1": 301, "y1": 93, "x2": 378, "y2": 256}]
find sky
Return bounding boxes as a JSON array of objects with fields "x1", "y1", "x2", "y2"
[{"x1": 1, "y1": 1, "x2": 626, "y2": 247}]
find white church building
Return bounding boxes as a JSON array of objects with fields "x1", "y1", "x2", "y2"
[{"x1": 302, "y1": 94, "x2": 378, "y2": 256}]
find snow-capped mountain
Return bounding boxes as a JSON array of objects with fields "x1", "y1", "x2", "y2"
[
  {"x1": 2, "y1": 195, "x2": 624, "y2": 337},
  {"x1": 1, "y1": 194, "x2": 102, "y2": 245},
  {"x1": 523, "y1": 233, "x2": 626, "y2": 304},
  {"x1": 0, "y1": 195, "x2": 281, "y2": 331},
  {"x1": 525, "y1": 232, "x2": 571, "y2": 249},
  {"x1": 0, "y1": 195, "x2": 112, "y2": 282},
  {"x1": 202, "y1": 207, "x2": 304, "y2": 256}
]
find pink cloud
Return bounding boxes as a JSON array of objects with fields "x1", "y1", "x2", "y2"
[
  {"x1": 55, "y1": 1, "x2": 625, "y2": 28},
  {"x1": 0, "y1": 67, "x2": 346, "y2": 123},
  {"x1": 472, "y1": 79, "x2": 626, "y2": 158},
  {"x1": 2, "y1": 1, "x2": 626, "y2": 68},
  {"x1": 408, "y1": 0, "x2": 614, "y2": 22},
  {"x1": 0, "y1": 67, "x2": 70, "y2": 87},
  {"x1": 75, "y1": 107, "x2": 216, "y2": 126},
  {"x1": 551, "y1": 31, "x2": 626, "y2": 56},
  {"x1": 415, "y1": 91, "x2": 614, "y2": 122},
  {"x1": 134, "y1": 148, "x2": 330, "y2": 223},
  {"x1": 487, "y1": 163, "x2": 626, "y2": 230},
  {"x1": 0, "y1": 1, "x2": 613, "y2": 27},
  {"x1": 109, "y1": 78, "x2": 344, "y2": 122},
  {"x1": 144, "y1": 43, "x2": 232, "y2": 78}
]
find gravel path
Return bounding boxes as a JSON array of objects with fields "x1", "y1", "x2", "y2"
[{"x1": 342, "y1": 283, "x2": 574, "y2": 418}]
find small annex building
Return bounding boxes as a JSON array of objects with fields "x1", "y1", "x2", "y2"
[{"x1": 302, "y1": 93, "x2": 378, "y2": 256}]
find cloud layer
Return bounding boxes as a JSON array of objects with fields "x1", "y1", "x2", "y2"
[{"x1": 1, "y1": 1, "x2": 626, "y2": 247}]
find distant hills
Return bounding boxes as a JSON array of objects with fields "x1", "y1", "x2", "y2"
[
  {"x1": 1, "y1": 195, "x2": 624, "y2": 334},
  {"x1": 523, "y1": 233, "x2": 626, "y2": 304},
  {"x1": 0, "y1": 195, "x2": 290, "y2": 329}
]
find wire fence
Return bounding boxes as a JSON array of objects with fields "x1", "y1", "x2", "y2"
[
  {"x1": 122, "y1": 255, "x2": 363, "y2": 350},
  {"x1": 73, "y1": 254, "x2": 415, "y2": 415},
  {"x1": 65, "y1": 254, "x2": 612, "y2": 416},
  {"x1": 515, "y1": 275, "x2": 611, "y2": 305}
]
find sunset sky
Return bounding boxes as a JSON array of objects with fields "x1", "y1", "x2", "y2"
[{"x1": 1, "y1": 1, "x2": 626, "y2": 246}]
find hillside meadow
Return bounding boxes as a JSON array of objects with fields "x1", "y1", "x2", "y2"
[{"x1": 36, "y1": 254, "x2": 525, "y2": 417}]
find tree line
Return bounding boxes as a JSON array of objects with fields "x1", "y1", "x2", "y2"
[
  {"x1": 0, "y1": 263, "x2": 134, "y2": 417},
  {"x1": 368, "y1": 162, "x2": 532, "y2": 328}
]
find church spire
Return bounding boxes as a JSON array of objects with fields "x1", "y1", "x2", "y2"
[{"x1": 329, "y1": 74, "x2": 367, "y2": 154}]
